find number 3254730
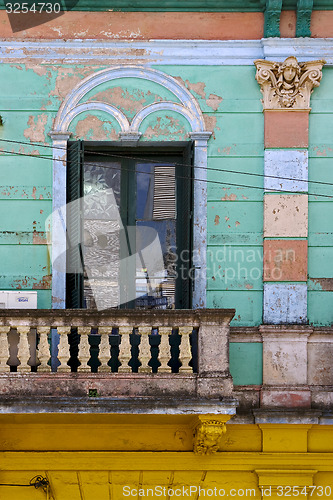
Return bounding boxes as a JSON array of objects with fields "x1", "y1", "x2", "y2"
[{"x1": 5, "y1": 3, "x2": 61, "y2": 13}]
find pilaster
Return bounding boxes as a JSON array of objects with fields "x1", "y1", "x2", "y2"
[{"x1": 254, "y1": 57, "x2": 325, "y2": 324}]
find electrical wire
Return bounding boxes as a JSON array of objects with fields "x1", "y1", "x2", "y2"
[
  {"x1": 0, "y1": 136, "x2": 332, "y2": 189},
  {"x1": 0, "y1": 138, "x2": 332, "y2": 199},
  {"x1": 0, "y1": 475, "x2": 49, "y2": 490}
]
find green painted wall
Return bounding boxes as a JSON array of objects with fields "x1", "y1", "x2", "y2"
[
  {"x1": 0, "y1": 63, "x2": 265, "y2": 321},
  {"x1": 0, "y1": 64, "x2": 55, "y2": 308},
  {"x1": 155, "y1": 66, "x2": 264, "y2": 326},
  {"x1": 1, "y1": 61, "x2": 331, "y2": 327},
  {"x1": 229, "y1": 342, "x2": 263, "y2": 386},
  {"x1": 308, "y1": 66, "x2": 333, "y2": 326}
]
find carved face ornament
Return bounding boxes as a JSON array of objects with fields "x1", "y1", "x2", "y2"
[
  {"x1": 283, "y1": 66, "x2": 297, "y2": 83},
  {"x1": 254, "y1": 56, "x2": 326, "y2": 110},
  {"x1": 277, "y1": 57, "x2": 301, "y2": 100}
]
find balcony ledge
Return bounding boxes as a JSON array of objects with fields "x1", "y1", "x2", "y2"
[{"x1": 0, "y1": 395, "x2": 238, "y2": 415}]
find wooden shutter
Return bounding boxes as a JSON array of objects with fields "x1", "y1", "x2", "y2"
[
  {"x1": 176, "y1": 142, "x2": 193, "y2": 309},
  {"x1": 153, "y1": 165, "x2": 176, "y2": 220},
  {"x1": 66, "y1": 140, "x2": 84, "y2": 308}
]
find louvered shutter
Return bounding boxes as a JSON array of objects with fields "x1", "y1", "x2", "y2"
[
  {"x1": 66, "y1": 140, "x2": 84, "y2": 308},
  {"x1": 153, "y1": 165, "x2": 176, "y2": 220}
]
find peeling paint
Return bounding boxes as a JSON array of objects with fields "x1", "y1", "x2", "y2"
[
  {"x1": 24, "y1": 114, "x2": 48, "y2": 143},
  {"x1": 221, "y1": 193, "x2": 237, "y2": 201},
  {"x1": 203, "y1": 115, "x2": 217, "y2": 136},
  {"x1": 185, "y1": 79, "x2": 206, "y2": 99},
  {"x1": 41, "y1": 100, "x2": 53, "y2": 111},
  {"x1": 219, "y1": 144, "x2": 237, "y2": 155},
  {"x1": 214, "y1": 215, "x2": 220, "y2": 226},
  {"x1": 88, "y1": 86, "x2": 163, "y2": 115},
  {"x1": 144, "y1": 116, "x2": 186, "y2": 139},
  {"x1": 172, "y1": 76, "x2": 207, "y2": 99},
  {"x1": 75, "y1": 115, "x2": 118, "y2": 141},
  {"x1": 313, "y1": 146, "x2": 330, "y2": 157},
  {"x1": 32, "y1": 274, "x2": 52, "y2": 290},
  {"x1": 33, "y1": 231, "x2": 47, "y2": 245},
  {"x1": 10, "y1": 64, "x2": 23, "y2": 71},
  {"x1": 310, "y1": 278, "x2": 333, "y2": 291},
  {"x1": 206, "y1": 93, "x2": 223, "y2": 111},
  {"x1": 50, "y1": 66, "x2": 100, "y2": 101},
  {"x1": 24, "y1": 63, "x2": 50, "y2": 78}
]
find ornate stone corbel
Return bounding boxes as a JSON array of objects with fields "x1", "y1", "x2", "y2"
[
  {"x1": 254, "y1": 56, "x2": 326, "y2": 110},
  {"x1": 193, "y1": 416, "x2": 227, "y2": 455}
]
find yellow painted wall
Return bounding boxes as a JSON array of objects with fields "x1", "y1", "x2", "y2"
[{"x1": 0, "y1": 415, "x2": 333, "y2": 499}]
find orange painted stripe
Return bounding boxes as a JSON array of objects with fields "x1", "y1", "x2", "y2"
[
  {"x1": 280, "y1": 10, "x2": 297, "y2": 38},
  {"x1": 263, "y1": 240, "x2": 308, "y2": 282},
  {"x1": 311, "y1": 11, "x2": 333, "y2": 38},
  {"x1": 0, "y1": 11, "x2": 263, "y2": 39},
  {"x1": 264, "y1": 111, "x2": 309, "y2": 149},
  {"x1": 279, "y1": 10, "x2": 333, "y2": 39}
]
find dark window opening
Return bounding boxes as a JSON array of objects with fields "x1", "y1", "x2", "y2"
[{"x1": 66, "y1": 142, "x2": 193, "y2": 310}]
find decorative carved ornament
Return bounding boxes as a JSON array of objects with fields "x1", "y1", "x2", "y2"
[
  {"x1": 193, "y1": 417, "x2": 227, "y2": 455},
  {"x1": 254, "y1": 56, "x2": 326, "y2": 110}
]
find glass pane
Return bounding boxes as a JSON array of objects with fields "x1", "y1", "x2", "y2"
[
  {"x1": 135, "y1": 162, "x2": 177, "y2": 309},
  {"x1": 136, "y1": 163, "x2": 154, "y2": 220},
  {"x1": 83, "y1": 161, "x2": 121, "y2": 309},
  {"x1": 135, "y1": 220, "x2": 177, "y2": 309}
]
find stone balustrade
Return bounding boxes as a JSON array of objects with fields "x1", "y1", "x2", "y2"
[{"x1": 0, "y1": 309, "x2": 235, "y2": 398}]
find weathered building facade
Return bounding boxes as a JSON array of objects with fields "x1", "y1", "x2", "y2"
[{"x1": 1, "y1": 1, "x2": 333, "y2": 498}]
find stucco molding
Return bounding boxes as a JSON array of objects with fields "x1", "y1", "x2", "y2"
[
  {"x1": 54, "y1": 65, "x2": 205, "y2": 134},
  {"x1": 2, "y1": 39, "x2": 333, "y2": 65},
  {"x1": 60, "y1": 102, "x2": 130, "y2": 133},
  {"x1": 131, "y1": 101, "x2": 204, "y2": 133},
  {"x1": 261, "y1": 37, "x2": 333, "y2": 64},
  {"x1": 0, "y1": 39, "x2": 263, "y2": 65},
  {"x1": 255, "y1": 56, "x2": 325, "y2": 110}
]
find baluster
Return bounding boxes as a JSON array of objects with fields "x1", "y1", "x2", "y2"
[
  {"x1": 158, "y1": 327, "x2": 171, "y2": 372},
  {"x1": 0, "y1": 326, "x2": 10, "y2": 372},
  {"x1": 78, "y1": 327, "x2": 91, "y2": 372},
  {"x1": 98, "y1": 327, "x2": 111, "y2": 372},
  {"x1": 118, "y1": 327, "x2": 132, "y2": 373},
  {"x1": 37, "y1": 326, "x2": 51, "y2": 372},
  {"x1": 138, "y1": 327, "x2": 152, "y2": 373},
  {"x1": 57, "y1": 327, "x2": 71, "y2": 372},
  {"x1": 178, "y1": 326, "x2": 193, "y2": 373},
  {"x1": 17, "y1": 326, "x2": 31, "y2": 373}
]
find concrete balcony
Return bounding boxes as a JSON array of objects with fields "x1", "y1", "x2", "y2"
[{"x1": 0, "y1": 308, "x2": 236, "y2": 402}]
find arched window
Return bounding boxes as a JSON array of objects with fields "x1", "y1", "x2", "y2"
[{"x1": 50, "y1": 66, "x2": 211, "y2": 310}]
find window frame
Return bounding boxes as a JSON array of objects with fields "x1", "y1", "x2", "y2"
[{"x1": 66, "y1": 141, "x2": 194, "y2": 310}]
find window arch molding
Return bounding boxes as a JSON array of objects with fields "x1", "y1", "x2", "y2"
[
  {"x1": 50, "y1": 65, "x2": 211, "y2": 309},
  {"x1": 53, "y1": 65, "x2": 206, "y2": 134}
]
